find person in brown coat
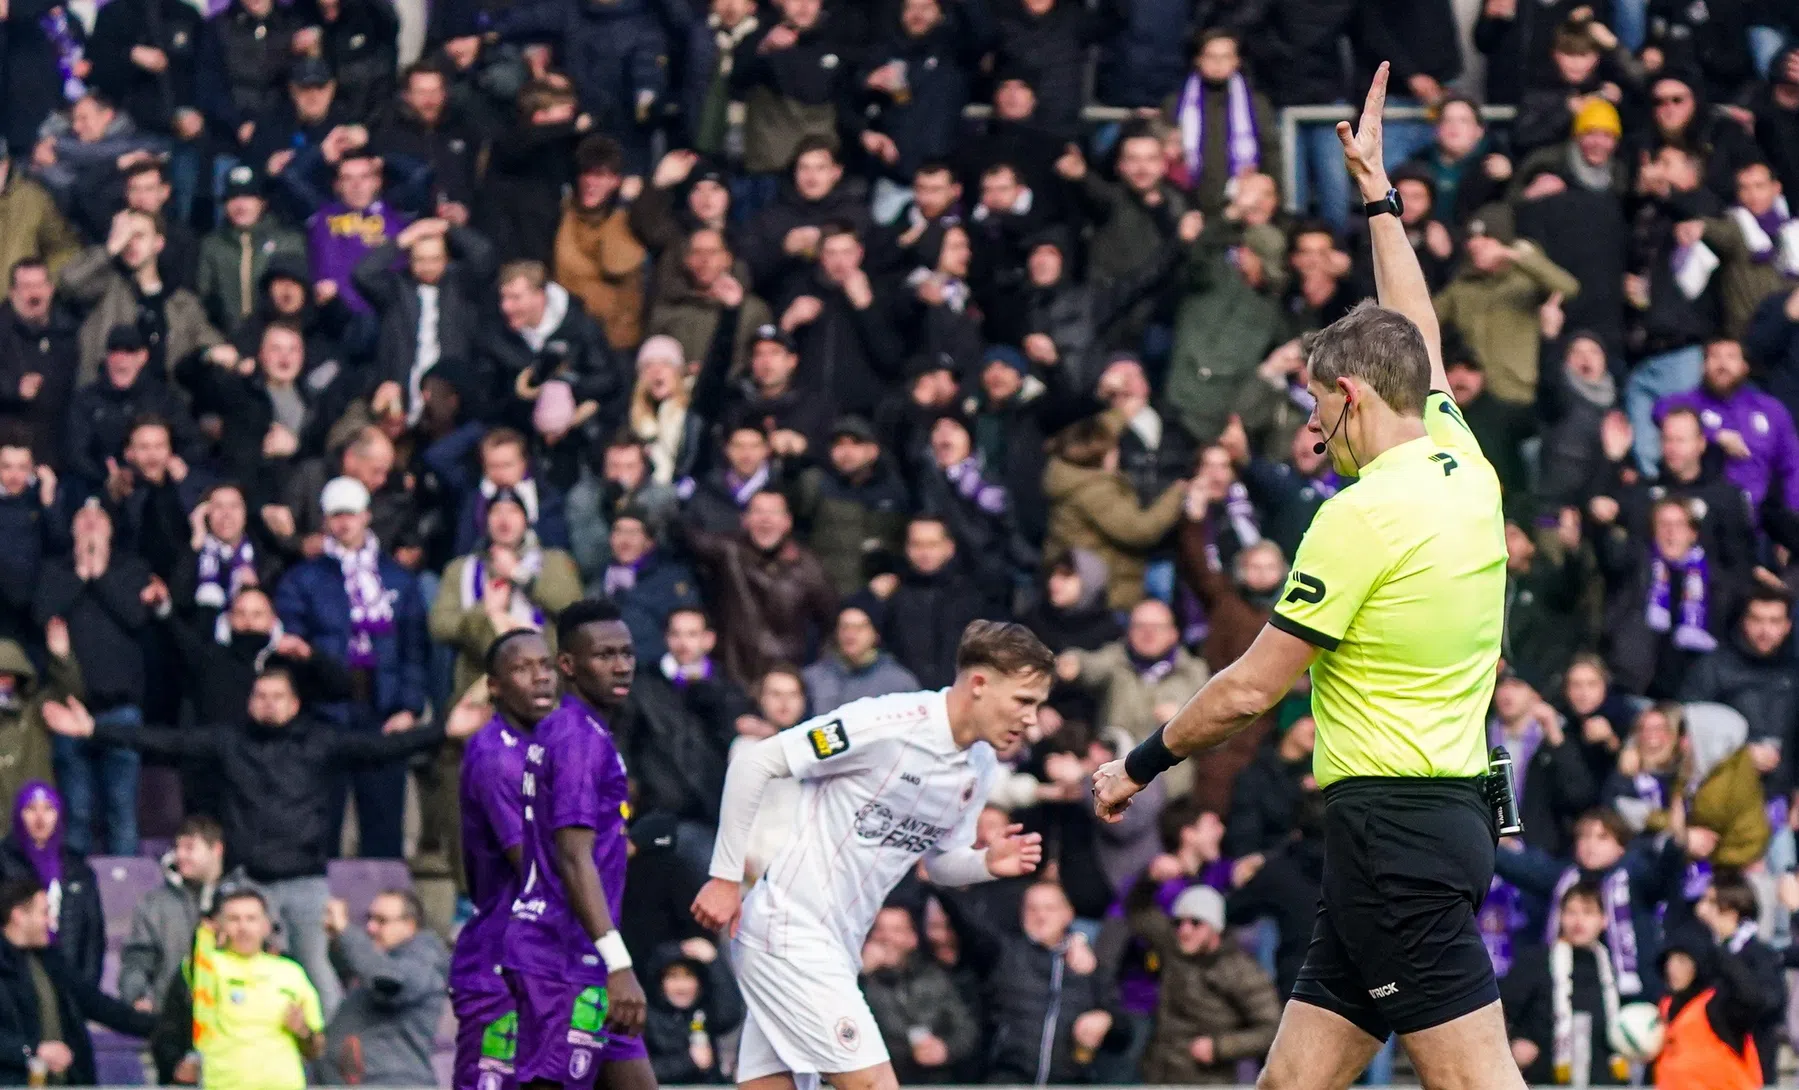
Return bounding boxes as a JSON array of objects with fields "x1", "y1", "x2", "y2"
[
  {"x1": 1173, "y1": 518, "x2": 1290, "y2": 810},
  {"x1": 554, "y1": 136, "x2": 648, "y2": 350},
  {"x1": 1129, "y1": 882, "x2": 1280, "y2": 1084},
  {"x1": 678, "y1": 489, "x2": 837, "y2": 686},
  {"x1": 1042, "y1": 416, "x2": 1190, "y2": 611}
]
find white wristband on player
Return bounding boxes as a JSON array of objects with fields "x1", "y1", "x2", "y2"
[{"x1": 595, "y1": 930, "x2": 632, "y2": 971}]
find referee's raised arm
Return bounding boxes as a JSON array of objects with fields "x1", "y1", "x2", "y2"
[{"x1": 1337, "y1": 62, "x2": 1448, "y2": 394}]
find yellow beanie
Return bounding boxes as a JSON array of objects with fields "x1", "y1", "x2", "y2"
[{"x1": 1572, "y1": 98, "x2": 1622, "y2": 137}]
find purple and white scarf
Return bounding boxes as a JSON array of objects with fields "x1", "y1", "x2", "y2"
[
  {"x1": 1307, "y1": 470, "x2": 1344, "y2": 501},
  {"x1": 1480, "y1": 875, "x2": 1531, "y2": 978},
  {"x1": 194, "y1": 535, "x2": 257, "y2": 610},
  {"x1": 1127, "y1": 648, "x2": 1178, "y2": 687},
  {"x1": 39, "y1": 7, "x2": 87, "y2": 103},
  {"x1": 602, "y1": 554, "x2": 646, "y2": 598},
  {"x1": 1489, "y1": 718, "x2": 1544, "y2": 805},
  {"x1": 1726, "y1": 196, "x2": 1799, "y2": 275},
  {"x1": 1175, "y1": 72, "x2": 1260, "y2": 182},
  {"x1": 1547, "y1": 866, "x2": 1642, "y2": 996},
  {"x1": 945, "y1": 457, "x2": 1007, "y2": 515},
  {"x1": 324, "y1": 533, "x2": 396, "y2": 669},
  {"x1": 1646, "y1": 545, "x2": 1717, "y2": 653},
  {"x1": 460, "y1": 546, "x2": 545, "y2": 630},
  {"x1": 726, "y1": 463, "x2": 770, "y2": 507},
  {"x1": 1223, "y1": 482, "x2": 1261, "y2": 547},
  {"x1": 660, "y1": 653, "x2": 714, "y2": 688}
]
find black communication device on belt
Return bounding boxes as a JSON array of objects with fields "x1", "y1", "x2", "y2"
[{"x1": 1484, "y1": 746, "x2": 1524, "y2": 838}]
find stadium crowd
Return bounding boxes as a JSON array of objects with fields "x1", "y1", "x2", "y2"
[{"x1": 2, "y1": 0, "x2": 1799, "y2": 1083}]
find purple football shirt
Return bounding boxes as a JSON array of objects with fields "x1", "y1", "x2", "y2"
[
  {"x1": 450, "y1": 713, "x2": 530, "y2": 996},
  {"x1": 503, "y1": 694, "x2": 631, "y2": 983}
]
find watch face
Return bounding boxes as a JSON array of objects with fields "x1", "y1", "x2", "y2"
[{"x1": 1387, "y1": 188, "x2": 1404, "y2": 218}]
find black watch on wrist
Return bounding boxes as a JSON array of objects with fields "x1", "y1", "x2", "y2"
[{"x1": 1364, "y1": 187, "x2": 1404, "y2": 219}]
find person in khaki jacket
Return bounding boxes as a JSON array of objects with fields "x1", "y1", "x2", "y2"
[
  {"x1": 1043, "y1": 416, "x2": 1190, "y2": 611},
  {"x1": 554, "y1": 135, "x2": 648, "y2": 351},
  {"x1": 1055, "y1": 599, "x2": 1210, "y2": 794},
  {"x1": 1433, "y1": 234, "x2": 1580, "y2": 405},
  {"x1": 1128, "y1": 883, "x2": 1280, "y2": 1085},
  {"x1": 0, "y1": 151, "x2": 82, "y2": 287}
]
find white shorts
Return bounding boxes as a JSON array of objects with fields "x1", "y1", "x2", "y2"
[{"x1": 731, "y1": 937, "x2": 889, "y2": 1082}]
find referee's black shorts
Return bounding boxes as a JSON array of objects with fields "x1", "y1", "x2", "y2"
[{"x1": 1290, "y1": 776, "x2": 1499, "y2": 1039}]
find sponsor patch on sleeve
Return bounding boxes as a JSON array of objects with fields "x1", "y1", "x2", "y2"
[{"x1": 808, "y1": 719, "x2": 850, "y2": 759}]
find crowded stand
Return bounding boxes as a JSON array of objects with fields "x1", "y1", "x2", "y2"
[{"x1": 2, "y1": 0, "x2": 1799, "y2": 1083}]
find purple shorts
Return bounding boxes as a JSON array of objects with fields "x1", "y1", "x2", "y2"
[
  {"x1": 451, "y1": 985, "x2": 517, "y2": 1090},
  {"x1": 505, "y1": 970, "x2": 649, "y2": 1087}
]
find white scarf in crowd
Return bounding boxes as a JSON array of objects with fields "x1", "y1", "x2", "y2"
[{"x1": 1550, "y1": 940, "x2": 1631, "y2": 1084}]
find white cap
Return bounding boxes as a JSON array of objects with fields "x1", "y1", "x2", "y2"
[
  {"x1": 320, "y1": 476, "x2": 371, "y2": 516},
  {"x1": 1170, "y1": 885, "x2": 1226, "y2": 931}
]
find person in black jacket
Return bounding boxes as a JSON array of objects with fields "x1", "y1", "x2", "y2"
[
  {"x1": 0, "y1": 878, "x2": 154, "y2": 1087},
  {"x1": 740, "y1": 139, "x2": 874, "y2": 301},
  {"x1": 0, "y1": 261, "x2": 82, "y2": 470},
  {"x1": 486, "y1": 259, "x2": 624, "y2": 440},
  {"x1": 643, "y1": 937, "x2": 745, "y2": 1085},
  {"x1": 0, "y1": 783, "x2": 104, "y2": 987},
  {"x1": 877, "y1": 515, "x2": 989, "y2": 688},
  {"x1": 1694, "y1": 872, "x2": 1786, "y2": 1082},
  {"x1": 720, "y1": 324, "x2": 838, "y2": 464},
  {"x1": 475, "y1": 79, "x2": 582, "y2": 264},
  {"x1": 195, "y1": 0, "x2": 310, "y2": 153},
  {"x1": 1491, "y1": 669, "x2": 1598, "y2": 856},
  {"x1": 40, "y1": 663, "x2": 470, "y2": 1018},
  {"x1": 83, "y1": 0, "x2": 206, "y2": 215},
  {"x1": 1223, "y1": 712, "x2": 1316, "y2": 859},
  {"x1": 1500, "y1": 881, "x2": 1631, "y2": 1087},
  {"x1": 1226, "y1": 788, "x2": 1326, "y2": 1000},
  {"x1": 316, "y1": 0, "x2": 399, "y2": 122},
  {"x1": 370, "y1": 62, "x2": 484, "y2": 220},
  {"x1": 0, "y1": 442, "x2": 68, "y2": 647},
  {"x1": 358, "y1": 218, "x2": 495, "y2": 427},
  {"x1": 32, "y1": 501, "x2": 153, "y2": 856},
  {"x1": 774, "y1": 224, "x2": 906, "y2": 420},
  {"x1": 847, "y1": 0, "x2": 982, "y2": 187},
  {"x1": 1680, "y1": 589, "x2": 1799, "y2": 798},
  {"x1": 991, "y1": 0, "x2": 1118, "y2": 140},
  {"x1": 614, "y1": 664, "x2": 729, "y2": 868},
  {"x1": 64, "y1": 326, "x2": 204, "y2": 498}
]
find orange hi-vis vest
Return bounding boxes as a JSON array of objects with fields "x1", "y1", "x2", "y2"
[{"x1": 1656, "y1": 989, "x2": 1762, "y2": 1090}]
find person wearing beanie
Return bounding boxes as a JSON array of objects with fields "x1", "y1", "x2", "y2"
[
  {"x1": 196, "y1": 165, "x2": 308, "y2": 335},
  {"x1": 1126, "y1": 876, "x2": 1280, "y2": 1085}
]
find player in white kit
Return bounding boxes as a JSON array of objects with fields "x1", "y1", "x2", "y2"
[{"x1": 691, "y1": 621, "x2": 1054, "y2": 1090}]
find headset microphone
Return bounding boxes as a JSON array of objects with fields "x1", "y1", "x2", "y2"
[{"x1": 1313, "y1": 398, "x2": 1350, "y2": 456}]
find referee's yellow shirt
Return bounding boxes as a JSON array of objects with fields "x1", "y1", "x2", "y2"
[{"x1": 1269, "y1": 391, "x2": 1505, "y2": 786}]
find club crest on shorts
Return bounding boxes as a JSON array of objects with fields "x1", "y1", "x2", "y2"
[
  {"x1": 808, "y1": 719, "x2": 850, "y2": 759},
  {"x1": 835, "y1": 1017, "x2": 861, "y2": 1050},
  {"x1": 569, "y1": 1048, "x2": 593, "y2": 1079}
]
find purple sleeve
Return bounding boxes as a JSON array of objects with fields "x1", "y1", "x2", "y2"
[
  {"x1": 471, "y1": 760, "x2": 523, "y2": 851},
  {"x1": 547, "y1": 727, "x2": 609, "y2": 833},
  {"x1": 1773, "y1": 403, "x2": 1799, "y2": 512}
]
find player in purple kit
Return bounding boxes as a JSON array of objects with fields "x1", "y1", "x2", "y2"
[
  {"x1": 451, "y1": 630, "x2": 562, "y2": 1090},
  {"x1": 504, "y1": 599, "x2": 654, "y2": 1090}
]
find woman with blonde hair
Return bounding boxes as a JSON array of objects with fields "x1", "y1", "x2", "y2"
[{"x1": 629, "y1": 335, "x2": 703, "y2": 486}]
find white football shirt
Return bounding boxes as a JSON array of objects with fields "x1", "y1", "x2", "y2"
[{"x1": 738, "y1": 688, "x2": 998, "y2": 967}]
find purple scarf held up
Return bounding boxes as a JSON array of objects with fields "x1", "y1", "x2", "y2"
[
  {"x1": 1175, "y1": 72, "x2": 1261, "y2": 182},
  {"x1": 324, "y1": 533, "x2": 397, "y2": 669},
  {"x1": 1645, "y1": 545, "x2": 1717, "y2": 653},
  {"x1": 945, "y1": 458, "x2": 1007, "y2": 515},
  {"x1": 10, "y1": 780, "x2": 65, "y2": 900},
  {"x1": 194, "y1": 535, "x2": 258, "y2": 611},
  {"x1": 39, "y1": 7, "x2": 87, "y2": 103}
]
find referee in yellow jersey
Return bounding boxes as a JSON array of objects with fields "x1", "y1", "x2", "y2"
[{"x1": 1094, "y1": 63, "x2": 1521, "y2": 1090}]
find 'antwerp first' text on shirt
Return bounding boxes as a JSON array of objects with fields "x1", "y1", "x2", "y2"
[
  {"x1": 742, "y1": 689, "x2": 998, "y2": 967},
  {"x1": 1269, "y1": 391, "x2": 1506, "y2": 786}
]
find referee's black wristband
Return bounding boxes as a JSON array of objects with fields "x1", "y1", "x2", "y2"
[{"x1": 1123, "y1": 725, "x2": 1180, "y2": 786}]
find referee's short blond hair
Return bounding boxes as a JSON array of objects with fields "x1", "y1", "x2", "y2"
[{"x1": 1303, "y1": 300, "x2": 1432, "y2": 415}]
